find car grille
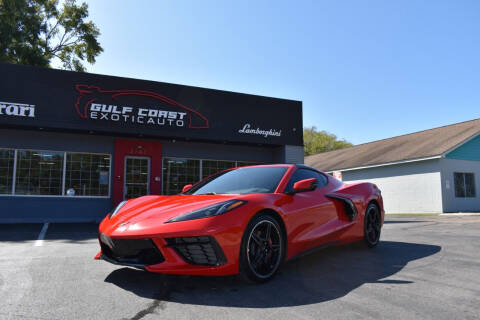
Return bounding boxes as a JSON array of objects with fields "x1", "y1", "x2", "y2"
[
  {"x1": 165, "y1": 236, "x2": 227, "y2": 266},
  {"x1": 99, "y1": 233, "x2": 164, "y2": 266}
]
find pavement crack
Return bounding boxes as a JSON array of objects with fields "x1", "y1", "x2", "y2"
[
  {"x1": 128, "y1": 299, "x2": 164, "y2": 320},
  {"x1": 124, "y1": 276, "x2": 171, "y2": 320}
]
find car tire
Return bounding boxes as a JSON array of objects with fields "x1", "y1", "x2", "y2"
[
  {"x1": 364, "y1": 203, "x2": 381, "y2": 248},
  {"x1": 239, "y1": 214, "x2": 285, "y2": 283}
]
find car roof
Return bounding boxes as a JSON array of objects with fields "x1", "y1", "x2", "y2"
[{"x1": 235, "y1": 164, "x2": 318, "y2": 171}]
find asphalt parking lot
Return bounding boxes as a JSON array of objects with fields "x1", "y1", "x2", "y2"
[{"x1": 1, "y1": 215, "x2": 479, "y2": 320}]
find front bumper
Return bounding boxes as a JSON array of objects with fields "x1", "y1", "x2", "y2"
[
  {"x1": 98, "y1": 235, "x2": 165, "y2": 267},
  {"x1": 98, "y1": 234, "x2": 227, "y2": 268},
  {"x1": 96, "y1": 217, "x2": 243, "y2": 276}
]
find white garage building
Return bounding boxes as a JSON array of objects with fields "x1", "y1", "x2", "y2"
[{"x1": 306, "y1": 119, "x2": 480, "y2": 213}]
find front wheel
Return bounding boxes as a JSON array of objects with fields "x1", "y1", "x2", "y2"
[
  {"x1": 364, "y1": 203, "x2": 381, "y2": 247},
  {"x1": 239, "y1": 214, "x2": 284, "y2": 283}
]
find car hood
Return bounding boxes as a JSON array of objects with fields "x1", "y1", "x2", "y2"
[{"x1": 107, "y1": 194, "x2": 244, "y2": 230}]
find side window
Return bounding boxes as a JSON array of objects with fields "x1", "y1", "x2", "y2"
[
  {"x1": 454, "y1": 172, "x2": 476, "y2": 198},
  {"x1": 285, "y1": 169, "x2": 328, "y2": 193}
]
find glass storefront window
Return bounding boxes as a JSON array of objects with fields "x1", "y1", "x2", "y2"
[
  {"x1": 236, "y1": 161, "x2": 262, "y2": 168},
  {"x1": 15, "y1": 150, "x2": 64, "y2": 195},
  {"x1": 0, "y1": 149, "x2": 14, "y2": 194},
  {"x1": 2, "y1": 149, "x2": 261, "y2": 197},
  {"x1": 163, "y1": 158, "x2": 200, "y2": 195},
  {"x1": 65, "y1": 153, "x2": 111, "y2": 196},
  {"x1": 202, "y1": 160, "x2": 236, "y2": 179},
  {"x1": 124, "y1": 157, "x2": 149, "y2": 199},
  {"x1": 0, "y1": 149, "x2": 111, "y2": 197},
  {"x1": 162, "y1": 158, "x2": 264, "y2": 195}
]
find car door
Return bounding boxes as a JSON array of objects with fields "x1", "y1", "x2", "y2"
[{"x1": 281, "y1": 168, "x2": 339, "y2": 255}]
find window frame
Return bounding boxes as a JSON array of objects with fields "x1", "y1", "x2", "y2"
[
  {"x1": 14, "y1": 149, "x2": 65, "y2": 196},
  {"x1": 124, "y1": 155, "x2": 151, "y2": 200},
  {"x1": 64, "y1": 151, "x2": 113, "y2": 198},
  {"x1": 0, "y1": 148, "x2": 112, "y2": 198},
  {"x1": 201, "y1": 159, "x2": 237, "y2": 180},
  {"x1": 162, "y1": 157, "x2": 202, "y2": 196},
  {"x1": 161, "y1": 156, "x2": 264, "y2": 195},
  {"x1": 0, "y1": 148, "x2": 16, "y2": 195},
  {"x1": 454, "y1": 172, "x2": 476, "y2": 198}
]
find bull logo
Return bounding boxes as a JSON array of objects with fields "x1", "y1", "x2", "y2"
[{"x1": 74, "y1": 84, "x2": 209, "y2": 129}]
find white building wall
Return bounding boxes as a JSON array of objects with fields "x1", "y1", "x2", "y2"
[
  {"x1": 440, "y1": 158, "x2": 480, "y2": 212},
  {"x1": 339, "y1": 159, "x2": 443, "y2": 213}
]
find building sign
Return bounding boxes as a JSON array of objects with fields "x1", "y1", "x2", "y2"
[
  {"x1": 74, "y1": 85, "x2": 209, "y2": 129},
  {"x1": 238, "y1": 123, "x2": 282, "y2": 138},
  {"x1": 0, "y1": 101, "x2": 35, "y2": 118},
  {"x1": 0, "y1": 63, "x2": 303, "y2": 146}
]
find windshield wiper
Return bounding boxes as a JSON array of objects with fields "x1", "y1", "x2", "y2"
[{"x1": 197, "y1": 192, "x2": 217, "y2": 195}]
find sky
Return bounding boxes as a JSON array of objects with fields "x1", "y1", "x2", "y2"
[{"x1": 78, "y1": 0, "x2": 480, "y2": 145}]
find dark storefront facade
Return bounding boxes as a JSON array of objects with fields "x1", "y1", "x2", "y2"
[{"x1": 0, "y1": 63, "x2": 303, "y2": 222}]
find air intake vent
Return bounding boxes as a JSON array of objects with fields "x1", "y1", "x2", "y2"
[
  {"x1": 99, "y1": 234, "x2": 164, "y2": 266},
  {"x1": 166, "y1": 236, "x2": 227, "y2": 266},
  {"x1": 325, "y1": 194, "x2": 358, "y2": 221}
]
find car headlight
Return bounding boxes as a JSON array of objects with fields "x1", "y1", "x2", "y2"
[
  {"x1": 167, "y1": 200, "x2": 247, "y2": 223},
  {"x1": 109, "y1": 200, "x2": 128, "y2": 219}
]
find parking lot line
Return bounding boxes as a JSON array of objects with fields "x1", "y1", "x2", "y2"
[{"x1": 34, "y1": 223, "x2": 49, "y2": 247}]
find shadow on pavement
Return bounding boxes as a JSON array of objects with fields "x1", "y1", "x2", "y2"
[
  {"x1": 0, "y1": 224, "x2": 43, "y2": 241},
  {"x1": 104, "y1": 241, "x2": 441, "y2": 308},
  {"x1": 45, "y1": 223, "x2": 98, "y2": 242},
  {"x1": 0, "y1": 223, "x2": 98, "y2": 242},
  {"x1": 383, "y1": 220, "x2": 427, "y2": 224}
]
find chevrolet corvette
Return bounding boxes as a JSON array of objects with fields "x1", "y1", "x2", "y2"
[{"x1": 96, "y1": 164, "x2": 384, "y2": 282}]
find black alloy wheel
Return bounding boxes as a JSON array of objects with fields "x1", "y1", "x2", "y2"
[
  {"x1": 364, "y1": 203, "x2": 381, "y2": 247},
  {"x1": 240, "y1": 214, "x2": 284, "y2": 283}
]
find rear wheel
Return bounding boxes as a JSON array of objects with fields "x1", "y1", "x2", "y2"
[
  {"x1": 364, "y1": 203, "x2": 381, "y2": 247},
  {"x1": 240, "y1": 214, "x2": 284, "y2": 283}
]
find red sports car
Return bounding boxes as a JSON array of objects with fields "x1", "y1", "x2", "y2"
[{"x1": 96, "y1": 164, "x2": 384, "y2": 282}]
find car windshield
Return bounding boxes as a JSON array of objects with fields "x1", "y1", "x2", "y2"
[{"x1": 185, "y1": 166, "x2": 289, "y2": 195}]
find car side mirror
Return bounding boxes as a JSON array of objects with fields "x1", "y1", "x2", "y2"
[
  {"x1": 292, "y1": 178, "x2": 317, "y2": 194},
  {"x1": 182, "y1": 184, "x2": 193, "y2": 193}
]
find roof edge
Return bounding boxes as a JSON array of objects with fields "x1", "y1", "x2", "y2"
[
  {"x1": 305, "y1": 118, "x2": 480, "y2": 162},
  {"x1": 340, "y1": 118, "x2": 480, "y2": 151},
  {"x1": 441, "y1": 132, "x2": 480, "y2": 158},
  {"x1": 324, "y1": 155, "x2": 443, "y2": 173}
]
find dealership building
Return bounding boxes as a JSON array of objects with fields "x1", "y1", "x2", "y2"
[
  {"x1": 0, "y1": 63, "x2": 303, "y2": 223},
  {"x1": 306, "y1": 119, "x2": 480, "y2": 213}
]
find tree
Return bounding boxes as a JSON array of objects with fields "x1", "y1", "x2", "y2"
[
  {"x1": 0, "y1": 0, "x2": 102, "y2": 71},
  {"x1": 303, "y1": 126, "x2": 353, "y2": 156}
]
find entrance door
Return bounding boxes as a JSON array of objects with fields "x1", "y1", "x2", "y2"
[
  {"x1": 124, "y1": 156, "x2": 151, "y2": 200},
  {"x1": 113, "y1": 139, "x2": 162, "y2": 206}
]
